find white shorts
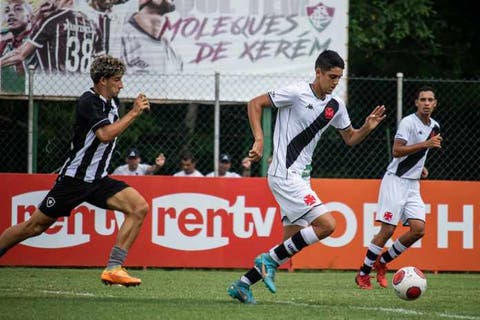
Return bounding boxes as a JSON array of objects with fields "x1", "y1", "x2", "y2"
[
  {"x1": 268, "y1": 174, "x2": 329, "y2": 227},
  {"x1": 376, "y1": 172, "x2": 425, "y2": 226}
]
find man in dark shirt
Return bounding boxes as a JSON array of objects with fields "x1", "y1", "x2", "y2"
[{"x1": 0, "y1": 55, "x2": 151, "y2": 287}]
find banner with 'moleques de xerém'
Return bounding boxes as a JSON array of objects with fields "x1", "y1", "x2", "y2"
[{"x1": 1, "y1": 0, "x2": 348, "y2": 101}]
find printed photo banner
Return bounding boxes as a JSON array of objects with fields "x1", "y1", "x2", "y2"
[{"x1": 1, "y1": 0, "x2": 348, "y2": 100}]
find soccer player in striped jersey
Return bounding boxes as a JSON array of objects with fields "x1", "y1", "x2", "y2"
[
  {"x1": 356, "y1": 86, "x2": 442, "y2": 289},
  {"x1": 0, "y1": 55, "x2": 151, "y2": 287},
  {"x1": 227, "y1": 50, "x2": 386, "y2": 304},
  {"x1": 0, "y1": 1, "x2": 104, "y2": 73},
  {"x1": 120, "y1": 0, "x2": 183, "y2": 74}
]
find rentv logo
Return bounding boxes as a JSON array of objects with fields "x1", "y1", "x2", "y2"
[
  {"x1": 11, "y1": 191, "x2": 124, "y2": 249},
  {"x1": 152, "y1": 193, "x2": 277, "y2": 251},
  {"x1": 10, "y1": 191, "x2": 277, "y2": 251}
]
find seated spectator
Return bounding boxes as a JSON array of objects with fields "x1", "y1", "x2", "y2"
[
  {"x1": 206, "y1": 154, "x2": 241, "y2": 177},
  {"x1": 113, "y1": 148, "x2": 165, "y2": 175},
  {"x1": 173, "y1": 152, "x2": 203, "y2": 177}
]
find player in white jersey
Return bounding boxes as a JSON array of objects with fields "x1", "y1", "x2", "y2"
[
  {"x1": 227, "y1": 50, "x2": 386, "y2": 304},
  {"x1": 112, "y1": 147, "x2": 165, "y2": 175},
  {"x1": 120, "y1": 0, "x2": 183, "y2": 74},
  {"x1": 356, "y1": 86, "x2": 442, "y2": 290}
]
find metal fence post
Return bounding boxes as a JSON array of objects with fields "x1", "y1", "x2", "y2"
[
  {"x1": 396, "y1": 72, "x2": 404, "y2": 127},
  {"x1": 214, "y1": 72, "x2": 220, "y2": 176},
  {"x1": 28, "y1": 65, "x2": 37, "y2": 173},
  {"x1": 261, "y1": 108, "x2": 272, "y2": 176}
]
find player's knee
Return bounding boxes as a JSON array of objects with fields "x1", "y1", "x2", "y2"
[
  {"x1": 133, "y1": 200, "x2": 149, "y2": 221},
  {"x1": 25, "y1": 221, "x2": 48, "y2": 237},
  {"x1": 411, "y1": 227, "x2": 425, "y2": 240},
  {"x1": 320, "y1": 214, "x2": 336, "y2": 237}
]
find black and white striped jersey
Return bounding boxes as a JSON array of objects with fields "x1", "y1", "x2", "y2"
[
  {"x1": 387, "y1": 113, "x2": 440, "y2": 179},
  {"x1": 267, "y1": 81, "x2": 351, "y2": 179},
  {"x1": 59, "y1": 89, "x2": 119, "y2": 182}
]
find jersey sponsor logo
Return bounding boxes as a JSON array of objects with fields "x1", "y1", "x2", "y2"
[
  {"x1": 151, "y1": 194, "x2": 277, "y2": 251},
  {"x1": 305, "y1": 103, "x2": 314, "y2": 110}
]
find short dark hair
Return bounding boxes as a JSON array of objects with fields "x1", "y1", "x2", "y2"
[
  {"x1": 415, "y1": 86, "x2": 436, "y2": 100},
  {"x1": 315, "y1": 50, "x2": 345, "y2": 71},
  {"x1": 90, "y1": 55, "x2": 125, "y2": 84},
  {"x1": 181, "y1": 151, "x2": 196, "y2": 163}
]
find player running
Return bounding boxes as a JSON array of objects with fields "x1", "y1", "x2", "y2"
[
  {"x1": 355, "y1": 86, "x2": 441, "y2": 289},
  {"x1": 0, "y1": 55, "x2": 150, "y2": 287},
  {"x1": 227, "y1": 50, "x2": 386, "y2": 304}
]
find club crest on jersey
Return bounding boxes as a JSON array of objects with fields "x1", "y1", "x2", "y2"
[
  {"x1": 46, "y1": 197, "x2": 56, "y2": 208},
  {"x1": 306, "y1": 2, "x2": 335, "y2": 32},
  {"x1": 383, "y1": 211, "x2": 393, "y2": 221},
  {"x1": 324, "y1": 106, "x2": 335, "y2": 120},
  {"x1": 303, "y1": 194, "x2": 317, "y2": 206}
]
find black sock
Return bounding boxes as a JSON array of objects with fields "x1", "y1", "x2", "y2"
[{"x1": 242, "y1": 267, "x2": 262, "y2": 285}]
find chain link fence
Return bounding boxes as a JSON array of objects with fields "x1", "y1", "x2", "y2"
[{"x1": 1, "y1": 71, "x2": 479, "y2": 180}]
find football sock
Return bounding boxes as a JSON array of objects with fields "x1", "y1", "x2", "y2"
[
  {"x1": 241, "y1": 268, "x2": 262, "y2": 286},
  {"x1": 0, "y1": 247, "x2": 7, "y2": 258},
  {"x1": 269, "y1": 226, "x2": 320, "y2": 265},
  {"x1": 360, "y1": 243, "x2": 383, "y2": 275},
  {"x1": 106, "y1": 246, "x2": 128, "y2": 269},
  {"x1": 380, "y1": 239, "x2": 407, "y2": 263}
]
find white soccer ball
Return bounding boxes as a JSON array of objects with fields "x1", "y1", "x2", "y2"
[{"x1": 392, "y1": 266, "x2": 427, "y2": 300}]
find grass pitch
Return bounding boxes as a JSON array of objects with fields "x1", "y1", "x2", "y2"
[{"x1": 0, "y1": 267, "x2": 478, "y2": 320}]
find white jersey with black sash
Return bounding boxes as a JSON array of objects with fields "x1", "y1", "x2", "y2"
[
  {"x1": 267, "y1": 81, "x2": 351, "y2": 179},
  {"x1": 386, "y1": 113, "x2": 440, "y2": 179}
]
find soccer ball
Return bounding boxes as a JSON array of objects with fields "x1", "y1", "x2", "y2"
[{"x1": 392, "y1": 266, "x2": 427, "y2": 300}]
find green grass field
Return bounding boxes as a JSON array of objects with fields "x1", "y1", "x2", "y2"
[{"x1": 0, "y1": 267, "x2": 478, "y2": 320}]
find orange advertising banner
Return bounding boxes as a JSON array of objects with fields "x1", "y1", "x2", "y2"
[{"x1": 0, "y1": 174, "x2": 478, "y2": 271}]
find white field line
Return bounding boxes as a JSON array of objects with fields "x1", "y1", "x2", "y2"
[
  {"x1": 277, "y1": 300, "x2": 480, "y2": 320},
  {"x1": 0, "y1": 287, "x2": 114, "y2": 298}
]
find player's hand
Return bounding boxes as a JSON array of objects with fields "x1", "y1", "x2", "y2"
[
  {"x1": 426, "y1": 134, "x2": 442, "y2": 149},
  {"x1": 241, "y1": 157, "x2": 252, "y2": 169},
  {"x1": 134, "y1": 93, "x2": 150, "y2": 114},
  {"x1": 155, "y1": 153, "x2": 166, "y2": 167},
  {"x1": 365, "y1": 105, "x2": 386, "y2": 130},
  {"x1": 248, "y1": 140, "x2": 264, "y2": 162}
]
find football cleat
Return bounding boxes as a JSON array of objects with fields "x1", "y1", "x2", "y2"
[
  {"x1": 355, "y1": 271, "x2": 373, "y2": 290},
  {"x1": 227, "y1": 280, "x2": 256, "y2": 304},
  {"x1": 101, "y1": 266, "x2": 141, "y2": 287},
  {"x1": 254, "y1": 253, "x2": 279, "y2": 293},
  {"x1": 373, "y1": 259, "x2": 388, "y2": 288}
]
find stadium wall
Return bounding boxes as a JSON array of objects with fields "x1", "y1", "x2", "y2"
[{"x1": 0, "y1": 174, "x2": 478, "y2": 272}]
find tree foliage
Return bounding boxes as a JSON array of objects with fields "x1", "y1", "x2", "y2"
[{"x1": 349, "y1": 0, "x2": 478, "y2": 78}]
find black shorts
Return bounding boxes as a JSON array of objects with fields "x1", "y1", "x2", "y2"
[{"x1": 39, "y1": 176, "x2": 130, "y2": 218}]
